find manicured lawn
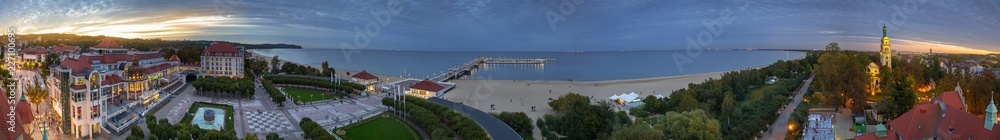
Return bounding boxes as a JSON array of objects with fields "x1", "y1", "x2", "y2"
[
  {"x1": 179, "y1": 102, "x2": 235, "y2": 132},
  {"x1": 284, "y1": 88, "x2": 335, "y2": 103},
  {"x1": 343, "y1": 115, "x2": 420, "y2": 140}
]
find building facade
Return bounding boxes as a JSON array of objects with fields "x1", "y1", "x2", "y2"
[
  {"x1": 880, "y1": 26, "x2": 892, "y2": 69},
  {"x1": 47, "y1": 38, "x2": 183, "y2": 138},
  {"x1": 200, "y1": 42, "x2": 244, "y2": 78}
]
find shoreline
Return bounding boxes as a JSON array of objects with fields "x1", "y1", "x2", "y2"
[
  {"x1": 251, "y1": 50, "x2": 745, "y2": 83},
  {"x1": 253, "y1": 50, "x2": 747, "y2": 139}
]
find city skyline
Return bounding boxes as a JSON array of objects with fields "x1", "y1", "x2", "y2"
[{"x1": 1, "y1": 0, "x2": 998, "y2": 54}]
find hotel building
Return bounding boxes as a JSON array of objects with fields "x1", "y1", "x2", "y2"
[
  {"x1": 47, "y1": 38, "x2": 184, "y2": 138},
  {"x1": 200, "y1": 42, "x2": 244, "y2": 78}
]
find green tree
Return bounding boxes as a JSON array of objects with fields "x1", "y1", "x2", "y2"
[
  {"x1": 650, "y1": 109, "x2": 722, "y2": 140},
  {"x1": 244, "y1": 133, "x2": 259, "y2": 140},
  {"x1": 813, "y1": 43, "x2": 869, "y2": 113},
  {"x1": 547, "y1": 93, "x2": 590, "y2": 113},
  {"x1": 877, "y1": 70, "x2": 917, "y2": 120},
  {"x1": 271, "y1": 55, "x2": 280, "y2": 74},
  {"x1": 25, "y1": 82, "x2": 47, "y2": 110},
  {"x1": 642, "y1": 95, "x2": 667, "y2": 114},
  {"x1": 610, "y1": 123, "x2": 665, "y2": 140},
  {"x1": 265, "y1": 133, "x2": 283, "y2": 140}
]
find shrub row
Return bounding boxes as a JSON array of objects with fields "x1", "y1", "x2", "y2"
[
  {"x1": 299, "y1": 117, "x2": 337, "y2": 140},
  {"x1": 382, "y1": 98, "x2": 454, "y2": 140},
  {"x1": 400, "y1": 96, "x2": 489, "y2": 140},
  {"x1": 192, "y1": 77, "x2": 254, "y2": 97},
  {"x1": 261, "y1": 79, "x2": 288, "y2": 106},
  {"x1": 263, "y1": 75, "x2": 365, "y2": 92}
]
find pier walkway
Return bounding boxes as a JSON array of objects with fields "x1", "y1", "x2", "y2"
[{"x1": 430, "y1": 57, "x2": 554, "y2": 82}]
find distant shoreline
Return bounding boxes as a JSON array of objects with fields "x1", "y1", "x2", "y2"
[{"x1": 250, "y1": 49, "x2": 789, "y2": 83}]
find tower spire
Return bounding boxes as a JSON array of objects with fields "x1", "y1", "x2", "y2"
[{"x1": 987, "y1": 91, "x2": 998, "y2": 130}]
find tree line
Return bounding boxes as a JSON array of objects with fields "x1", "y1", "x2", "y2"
[
  {"x1": 611, "y1": 51, "x2": 815, "y2": 139},
  {"x1": 191, "y1": 77, "x2": 255, "y2": 98},
  {"x1": 263, "y1": 75, "x2": 365, "y2": 93}
]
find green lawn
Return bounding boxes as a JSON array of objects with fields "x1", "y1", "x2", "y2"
[
  {"x1": 179, "y1": 102, "x2": 235, "y2": 132},
  {"x1": 343, "y1": 115, "x2": 420, "y2": 140},
  {"x1": 284, "y1": 88, "x2": 335, "y2": 103}
]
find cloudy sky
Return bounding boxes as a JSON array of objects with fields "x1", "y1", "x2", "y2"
[{"x1": 1, "y1": 0, "x2": 997, "y2": 54}]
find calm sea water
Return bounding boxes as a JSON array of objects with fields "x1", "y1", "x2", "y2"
[{"x1": 252, "y1": 49, "x2": 805, "y2": 81}]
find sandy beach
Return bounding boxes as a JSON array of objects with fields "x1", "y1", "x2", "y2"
[
  {"x1": 253, "y1": 50, "x2": 730, "y2": 139},
  {"x1": 251, "y1": 51, "x2": 408, "y2": 83}
]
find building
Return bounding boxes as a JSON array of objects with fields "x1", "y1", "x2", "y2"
[
  {"x1": 409, "y1": 79, "x2": 444, "y2": 98},
  {"x1": 855, "y1": 90, "x2": 1000, "y2": 140},
  {"x1": 0, "y1": 92, "x2": 33, "y2": 140},
  {"x1": 880, "y1": 25, "x2": 893, "y2": 69},
  {"x1": 19, "y1": 46, "x2": 50, "y2": 66},
  {"x1": 351, "y1": 70, "x2": 379, "y2": 92},
  {"x1": 200, "y1": 42, "x2": 244, "y2": 78},
  {"x1": 868, "y1": 62, "x2": 881, "y2": 95},
  {"x1": 47, "y1": 38, "x2": 184, "y2": 138}
]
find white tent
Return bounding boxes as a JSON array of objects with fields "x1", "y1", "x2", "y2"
[
  {"x1": 609, "y1": 95, "x2": 620, "y2": 101},
  {"x1": 620, "y1": 92, "x2": 639, "y2": 103}
]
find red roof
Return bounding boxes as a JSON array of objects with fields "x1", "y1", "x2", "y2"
[
  {"x1": 410, "y1": 79, "x2": 444, "y2": 91},
  {"x1": 21, "y1": 47, "x2": 49, "y2": 55},
  {"x1": 59, "y1": 57, "x2": 93, "y2": 73},
  {"x1": 0, "y1": 95, "x2": 25, "y2": 140},
  {"x1": 856, "y1": 92, "x2": 1000, "y2": 140},
  {"x1": 940, "y1": 91, "x2": 965, "y2": 111},
  {"x1": 102, "y1": 74, "x2": 123, "y2": 85},
  {"x1": 169, "y1": 54, "x2": 180, "y2": 61},
  {"x1": 202, "y1": 42, "x2": 240, "y2": 56},
  {"x1": 143, "y1": 63, "x2": 174, "y2": 75},
  {"x1": 888, "y1": 103, "x2": 943, "y2": 139},
  {"x1": 15, "y1": 100, "x2": 32, "y2": 124},
  {"x1": 93, "y1": 38, "x2": 124, "y2": 49},
  {"x1": 52, "y1": 44, "x2": 80, "y2": 53},
  {"x1": 70, "y1": 84, "x2": 87, "y2": 90},
  {"x1": 352, "y1": 70, "x2": 378, "y2": 80}
]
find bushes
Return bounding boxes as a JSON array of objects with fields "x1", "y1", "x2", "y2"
[
  {"x1": 490, "y1": 111, "x2": 534, "y2": 139},
  {"x1": 261, "y1": 79, "x2": 287, "y2": 106},
  {"x1": 381, "y1": 98, "x2": 453, "y2": 140},
  {"x1": 399, "y1": 96, "x2": 488, "y2": 140},
  {"x1": 264, "y1": 75, "x2": 365, "y2": 92},
  {"x1": 299, "y1": 118, "x2": 336, "y2": 140},
  {"x1": 192, "y1": 77, "x2": 254, "y2": 98}
]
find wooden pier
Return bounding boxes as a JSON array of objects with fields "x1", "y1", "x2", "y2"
[{"x1": 430, "y1": 57, "x2": 554, "y2": 82}]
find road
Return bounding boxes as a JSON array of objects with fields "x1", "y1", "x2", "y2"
[
  {"x1": 761, "y1": 74, "x2": 814, "y2": 140},
  {"x1": 427, "y1": 97, "x2": 523, "y2": 140}
]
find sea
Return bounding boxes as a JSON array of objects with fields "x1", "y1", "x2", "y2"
[{"x1": 252, "y1": 49, "x2": 805, "y2": 81}]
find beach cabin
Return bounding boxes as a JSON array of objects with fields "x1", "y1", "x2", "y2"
[
  {"x1": 351, "y1": 70, "x2": 379, "y2": 92},
  {"x1": 609, "y1": 92, "x2": 642, "y2": 107},
  {"x1": 409, "y1": 79, "x2": 445, "y2": 99}
]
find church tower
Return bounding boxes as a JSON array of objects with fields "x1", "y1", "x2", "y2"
[
  {"x1": 987, "y1": 92, "x2": 997, "y2": 130},
  {"x1": 880, "y1": 25, "x2": 892, "y2": 69}
]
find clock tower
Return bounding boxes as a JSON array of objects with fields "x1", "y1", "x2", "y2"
[{"x1": 880, "y1": 25, "x2": 892, "y2": 69}]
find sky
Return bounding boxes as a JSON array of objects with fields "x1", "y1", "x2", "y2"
[{"x1": 0, "y1": 0, "x2": 997, "y2": 54}]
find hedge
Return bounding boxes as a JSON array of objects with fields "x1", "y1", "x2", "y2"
[
  {"x1": 382, "y1": 98, "x2": 454, "y2": 140},
  {"x1": 263, "y1": 75, "x2": 365, "y2": 92},
  {"x1": 399, "y1": 96, "x2": 489, "y2": 140},
  {"x1": 299, "y1": 117, "x2": 336, "y2": 140},
  {"x1": 261, "y1": 79, "x2": 287, "y2": 106}
]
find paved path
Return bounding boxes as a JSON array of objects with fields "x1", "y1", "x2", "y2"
[
  {"x1": 761, "y1": 74, "x2": 814, "y2": 140},
  {"x1": 427, "y1": 97, "x2": 522, "y2": 140}
]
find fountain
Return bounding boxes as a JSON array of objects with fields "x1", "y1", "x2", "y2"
[
  {"x1": 191, "y1": 107, "x2": 225, "y2": 130},
  {"x1": 204, "y1": 110, "x2": 216, "y2": 121}
]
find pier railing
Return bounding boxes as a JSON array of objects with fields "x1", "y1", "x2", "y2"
[{"x1": 430, "y1": 57, "x2": 553, "y2": 82}]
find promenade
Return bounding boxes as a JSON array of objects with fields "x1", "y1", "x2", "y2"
[{"x1": 761, "y1": 74, "x2": 813, "y2": 140}]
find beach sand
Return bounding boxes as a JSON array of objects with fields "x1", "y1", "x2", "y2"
[
  {"x1": 253, "y1": 51, "x2": 728, "y2": 139},
  {"x1": 441, "y1": 71, "x2": 726, "y2": 139}
]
